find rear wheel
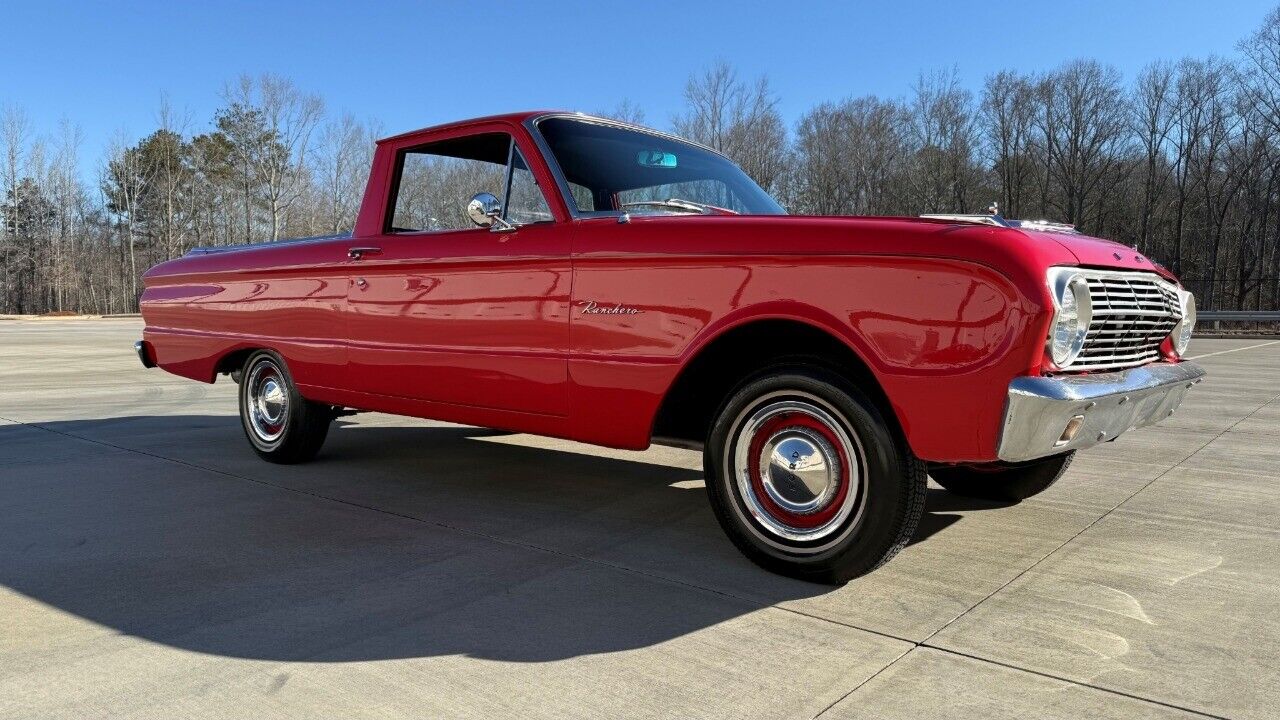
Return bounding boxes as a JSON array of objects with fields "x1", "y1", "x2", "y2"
[
  {"x1": 238, "y1": 350, "x2": 331, "y2": 464},
  {"x1": 930, "y1": 452, "x2": 1074, "y2": 502},
  {"x1": 704, "y1": 367, "x2": 926, "y2": 584}
]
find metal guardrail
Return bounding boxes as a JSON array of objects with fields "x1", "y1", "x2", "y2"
[
  {"x1": 1199, "y1": 311, "x2": 1280, "y2": 321},
  {"x1": 1198, "y1": 310, "x2": 1280, "y2": 333}
]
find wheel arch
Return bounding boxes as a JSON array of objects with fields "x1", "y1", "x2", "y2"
[
  {"x1": 212, "y1": 345, "x2": 268, "y2": 381},
  {"x1": 649, "y1": 308, "x2": 905, "y2": 450}
]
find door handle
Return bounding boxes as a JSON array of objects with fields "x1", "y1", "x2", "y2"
[{"x1": 347, "y1": 246, "x2": 382, "y2": 260}]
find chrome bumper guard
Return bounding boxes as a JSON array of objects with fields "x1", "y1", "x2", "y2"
[
  {"x1": 998, "y1": 362, "x2": 1205, "y2": 462},
  {"x1": 134, "y1": 340, "x2": 155, "y2": 369}
]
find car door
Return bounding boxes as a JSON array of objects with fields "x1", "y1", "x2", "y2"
[{"x1": 344, "y1": 127, "x2": 571, "y2": 416}]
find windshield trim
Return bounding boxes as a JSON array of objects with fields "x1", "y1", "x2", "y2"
[{"x1": 523, "y1": 112, "x2": 749, "y2": 220}]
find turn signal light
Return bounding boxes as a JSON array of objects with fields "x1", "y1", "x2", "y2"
[{"x1": 1056, "y1": 415, "x2": 1086, "y2": 446}]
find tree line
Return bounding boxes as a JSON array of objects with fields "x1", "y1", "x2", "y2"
[
  {"x1": 4, "y1": 7, "x2": 1280, "y2": 314},
  {"x1": 1, "y1": 77, "x2": 379, "y2": 315}
]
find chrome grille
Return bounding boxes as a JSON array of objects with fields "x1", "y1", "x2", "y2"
[{"x1": 1075, "y1": 271, "x2": 1181, "y2": 371}]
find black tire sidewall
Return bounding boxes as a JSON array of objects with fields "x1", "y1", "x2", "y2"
[
  {"x1": 238, "y1": 350, "x2": 313, "y2": 459},
  {"x1": 931, "y1": 452, "x2": 1074, "y2": 502},
  {"x1": 704, "y1": 367, "x2": 917, "y2": 581}
]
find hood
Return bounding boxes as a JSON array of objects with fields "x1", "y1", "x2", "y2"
[{"x1": 1017, "y1": 228, "x2": 1178, "y2": 282}]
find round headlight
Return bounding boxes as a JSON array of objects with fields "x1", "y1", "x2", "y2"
[
  {"x1": 1171, "y1": 291, "x2": 1196, "y2": 355},
  {"x1": 1048, "y1": 271, "x2": 1092, "y2": 368}
]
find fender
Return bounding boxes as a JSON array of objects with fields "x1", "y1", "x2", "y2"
[{"x1": 567, "y1": 254, "x2": 1041, "y2": 461}]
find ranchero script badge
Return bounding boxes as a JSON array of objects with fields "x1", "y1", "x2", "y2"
[{"x1": 579, "y1": 300, "x2": 643, "y2": 315}]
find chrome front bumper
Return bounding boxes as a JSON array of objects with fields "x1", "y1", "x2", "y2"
[{"x1": 997, "y1": 362, "x2": 1206, "y2": 462}]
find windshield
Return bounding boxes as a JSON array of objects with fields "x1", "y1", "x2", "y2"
[{"x1": 534, "y1": 117, "x2": 786, "y2": 216}]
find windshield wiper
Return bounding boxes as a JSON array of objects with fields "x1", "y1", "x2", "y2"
[{"x1": 620, "y1": 198, "x2": 714, "y2": 215}]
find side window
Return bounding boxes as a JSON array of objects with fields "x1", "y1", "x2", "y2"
[
  {"x1": 388, "y1": 133, "x2": 555, "y2": 232},
  {"x1": 504, "y1": 147, "x2": 553, "y2": 224},
  {"x1": 569, "y1": 183, "x2": 595, "y2": 212},
  {"x1": 389, "y1": 134, "x2": 509, "y2": 232}
]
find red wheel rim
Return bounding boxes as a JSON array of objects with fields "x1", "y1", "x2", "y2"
[
  {"x1": 728, "y1": 393, "x2": 867, "y2": 548},
  {"x1": 745, "y1": 411, "x2": 851, "y2": 529}
]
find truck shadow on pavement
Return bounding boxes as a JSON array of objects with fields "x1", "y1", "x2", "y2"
[{"x1": 0, "y1": 414, "x2": 999, "y2": 663}]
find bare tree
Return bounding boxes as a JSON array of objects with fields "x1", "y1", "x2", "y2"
[
  {"x1": 0, "y1": 107, "x2": 31, "y2": 312},
  {"x1": 221, "y1": 74, "x2": 324, "y2": 241},
  {"x1": 1186, "y1": 58, "x2": 1248, "y2": 308},
  {"x1": 1238, "y1": 6, "x2": 1280, "y2": 308},
  {"x1": 153, "y1": 96, "x2": 193, "y2": 258},
  {"x1": 1037, "y1": 60, "x2": 1131, "y2": 229},
  {"x1": 1227, "y1": 93, "x2": 1277, "y2": 309},
  {"x1": 1240, "y1": 6, "x2": 1280, "y2": 136},
  {"x1": 1132, "y1": 62, "x2": 1177, "y2": 251},
  {"x1": 1167, "y1": 58, "x2": 1221, "y2": 275},
  {"x1": 793, "y1": 97, "x2": 907, "y2": 215},
  {"x1": 1, "y1": 108, "x2": 57, "y2": 313},
  {"x1": 982, "y1": 71, "x2": 1038, "y2": 218},
  {"x1": 45, "y1": 120, "x2": 84, "y2": 311},
  {"x1": 674, "y1": 62, "x2": 789, "y2": 193},
  {"x1": 907, "y1": 68, "x2": 984, "y2": 213},
  {"x1": 313, "y1": 113, "x2": 372, "y2": 234},
  {"x1": 102, "y1": 131, "x2": 154, "y2": 307},
  {"x1": 596, "y1": 100, "x2": 646, "y2": 125}
]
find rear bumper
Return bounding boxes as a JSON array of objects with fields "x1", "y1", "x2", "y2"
[
  {"x1": 997, "y1": 362, "x2": 1205, "y2": 462},
  {"x1": 134, "y1": 340, "x2": 156, "y2": 369}
]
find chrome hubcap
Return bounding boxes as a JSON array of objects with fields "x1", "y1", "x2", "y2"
[
  {"x1": 259, "y1": 379, "x2": 285, "y2": 422},
  {"x1": 729, "y1": 394, "x2": 866, "y2": 549},
  {"x1": 760, "y1": 428, "x2": 839, "y2": 514},
  {"x1": 246, "y1": 360, "x2": 287, "y2": 443}
]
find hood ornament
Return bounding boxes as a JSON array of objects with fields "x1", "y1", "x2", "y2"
[
  {"x1": 921, "y1": 201, "x2": 1079, "y2": 234},
  {"x1": 922, "y1": 201, "x2": 1080, "y2": 235}
]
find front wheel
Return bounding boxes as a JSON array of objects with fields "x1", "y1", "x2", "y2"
[
  {"x1": 238, "y1": 350, "x2": 332, "y2": 464},
  {"x1": 930, "y1": 452, "x2": 1075, "y2": 502},
  {"x1": 704, "y1": 367, "x2": 927, "y2": 584}
]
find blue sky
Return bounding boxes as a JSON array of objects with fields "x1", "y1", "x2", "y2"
[{"x1": 2, "y1": 0, "x2": 1275, "y2": 180}]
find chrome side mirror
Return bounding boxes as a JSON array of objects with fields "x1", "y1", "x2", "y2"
[{"x1": 467, "y1": 192, "x2": 516, "y2": 233}]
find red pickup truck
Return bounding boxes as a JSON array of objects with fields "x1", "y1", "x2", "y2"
[{"x1": 138, "y1": 111, "x2": 1204, "y2": 582}]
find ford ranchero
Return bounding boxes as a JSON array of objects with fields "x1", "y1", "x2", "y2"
[{"x1": 137, "y1": 111, "x2": 1204, "y2": 582}]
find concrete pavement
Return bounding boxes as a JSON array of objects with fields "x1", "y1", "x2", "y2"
[{"x1": 1, "y1": 318, "x2": 1277, "y2": 719}]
